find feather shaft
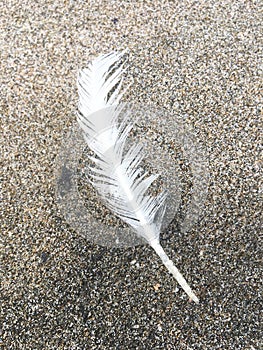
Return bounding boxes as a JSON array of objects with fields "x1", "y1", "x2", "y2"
[{"x1": 150, "y1": 239, "x2": 199, "y2": 303}]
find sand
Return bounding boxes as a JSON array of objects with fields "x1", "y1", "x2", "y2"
[{"x1": 0, "y1": 0, "x2": 262, "y2": 349}]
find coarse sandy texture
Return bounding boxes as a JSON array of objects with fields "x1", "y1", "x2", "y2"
[{"x1": 0, "y1": 0, "x2": 262, "y2": 349}]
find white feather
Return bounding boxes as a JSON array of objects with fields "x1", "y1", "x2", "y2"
[{"x1": 77, "y1": 51, "x2": 199, "y2": 303}]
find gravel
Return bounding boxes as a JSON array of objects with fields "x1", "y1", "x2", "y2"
[{"x1": 0, "y1": 0, "x2": 262, "y2": 349}]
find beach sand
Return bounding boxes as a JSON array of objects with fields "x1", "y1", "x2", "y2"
[{"x1": 0, "y1": 1, "x2": 261, "y2": 349}]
